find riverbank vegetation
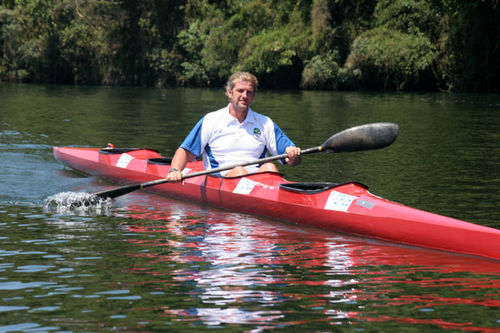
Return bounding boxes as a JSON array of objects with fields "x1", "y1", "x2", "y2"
[{"x1": 0, "y1": 0, "x2": 498, "y2": 91}]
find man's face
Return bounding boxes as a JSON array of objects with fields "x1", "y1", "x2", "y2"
[{"x1": 227, "y1": 80, "x2": 255, "y2": 112}]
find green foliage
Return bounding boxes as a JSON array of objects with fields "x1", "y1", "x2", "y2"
[
  {"x1": 0, "y1": 0, "x2": 54, "y2": 82},
  {"x1": 310, "y1": 0, "x2": 333, "y2": 54},
  {"x1": 236, "y1": 29, "x2": 299, "y2": 75},
  {"x1": 234, "y1": 5, "x2": 311, "y2": 78},
  {"x1": 199, "y1": 0, "x2": 276, "y2": 84},
  {"x1": 322, "y1": 0, "x2": 378, "y2": 61},
  {"x1": 301, "y1": 51, "x2": 340, "y2": 89},
  {"x1": 374, "y1": 0, "x2": 441, "y2": 41},
  {"x1": 177, "y1": 20, "x2": 208, "y2": 85},
  {"x1": 437, "y1": 0, "x2": 479, "y2": 16},
  {"x1": 347, "y1": 27, "x2": 437, "y2": 90},
  {"x1": 147, "y1": 48, "x2": 182, "y2": 87},
  {"x1": 0, "y1": 0, "x2": 497, "y2": 91},
  {"x1": 342, "y1": 0, "x2": 442, "y2": 90},
  {"x1": 58, "y1": 2, "x2": 111, "y2": 84}
]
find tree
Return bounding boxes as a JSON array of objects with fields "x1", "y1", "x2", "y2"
[{"x1": 343, "y1": 0, "x2": 439, "y2": 90}]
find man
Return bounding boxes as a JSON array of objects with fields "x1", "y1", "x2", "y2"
[{"x1": 167, "y1": 72, "x2": 301, "y2": 182}]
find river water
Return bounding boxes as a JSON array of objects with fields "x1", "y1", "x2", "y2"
[{"x1": 0, "y1": 83, "x2": 499, "y2": 332}]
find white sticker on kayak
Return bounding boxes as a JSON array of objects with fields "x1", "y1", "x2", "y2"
[
  {"x1": 324, "y1": 191, "x2": 357, "y2": 212},
  {"x1": 116, "y1": 153, "x2": 134, "y2": 168},
  {"x1": 233, "y1": 177, "x2": 258, "y2": 195}
]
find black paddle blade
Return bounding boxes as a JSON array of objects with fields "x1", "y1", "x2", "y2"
[
  {"x1": 94, "y1": 183, "x2": 142, "y2": 200},
  {"x1": 321, "y1": 122, "x2": 399, "y2": 152}
]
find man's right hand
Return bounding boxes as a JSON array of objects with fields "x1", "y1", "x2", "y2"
[
  {"x1": 166, "y1": 168, "x2": 183, "y2": 183},
  {"x1": 167, "y1": 148, "x2": 197, "y2": 183}
]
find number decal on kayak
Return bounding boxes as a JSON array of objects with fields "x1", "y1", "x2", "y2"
[
  {"x1": 324, "y1": 191, "x2": 357, "y2": 212},
  {"x1": 233, "y1": 178, "x2": 258, "y2": 195},
  {"x1": 116, "y1": 153, "x2": 134, "y2": 168}
]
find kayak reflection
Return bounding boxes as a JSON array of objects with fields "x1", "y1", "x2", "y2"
[{"x1": 114, "y1": 192, "x2": 500, "y2": 330}]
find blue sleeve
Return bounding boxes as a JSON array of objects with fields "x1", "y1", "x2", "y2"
[
  {"x1": 180, "y1": 117, "x2": 205, "y2": 157},
  {"x1": 273, "y1": 123, "x2": 295, "y2": 154}
]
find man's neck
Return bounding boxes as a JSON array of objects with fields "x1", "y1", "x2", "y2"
[{"x1": 229, "y1": 105, "x2": 248, "y2": 123}]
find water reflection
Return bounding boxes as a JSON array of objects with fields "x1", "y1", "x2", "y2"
[
  {"x1": 117, "y1": 193, "x2": 500, "y2": 331},
  {"x1": 1, "y1": 194, "x2": 499, "y2": 331}
]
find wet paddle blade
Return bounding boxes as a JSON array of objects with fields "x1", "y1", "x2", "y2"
[
  {"x1": 321, "y1": 122, "x2": 399, "y2": 152},
  {"x1": 94, "y1": 184, "x2": 142, "y2": 199}
]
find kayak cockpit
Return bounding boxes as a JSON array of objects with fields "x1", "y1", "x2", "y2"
[
  {"x1": 279, "y1": 182, "x2": 368, "y2": 194},
  {"x1": 147, "y1": 157, "x2": 173, "y2": 165}
]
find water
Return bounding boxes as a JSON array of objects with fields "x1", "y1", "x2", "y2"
[
  {"x1": 44, "y1": 192, "x2": 113, "y2": 216},
  {"x1": 0, "y1": 83, "x2": 499, "y2": 331}
]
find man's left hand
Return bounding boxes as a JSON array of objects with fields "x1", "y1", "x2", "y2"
[{"x1": 285, "y1": 146, "x2": 301, "y2": 166}]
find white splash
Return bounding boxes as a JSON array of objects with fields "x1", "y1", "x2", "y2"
[{"x1": 44, "y1": 192, "x2": 114, "y2": 215}]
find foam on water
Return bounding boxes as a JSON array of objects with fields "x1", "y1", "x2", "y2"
[{"x1": 44, "y1": 192, "x2": 114, "y2": 215}]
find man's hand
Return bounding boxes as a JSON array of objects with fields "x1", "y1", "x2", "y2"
[
  {"x1": 166, "y1": 168, "x2": 183, "y2": 183},
  {"x1": 285, "y1": 146, "x2": 301, "y2": 166},
  {"x1": 166, "y1": 148, "x2": 197, "y2": 183}
]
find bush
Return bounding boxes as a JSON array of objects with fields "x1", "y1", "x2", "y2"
[
  {"x1": 346, "y1": 27, "x2": 437, "y2": 90},
  {"x1": 198, "y1": 0, "x2": 275, "y2": 85},
  {"x1": 300, "y1": 51, "x2": 340, "y2": 89},
  {"x1": 235, "y1": 7, "x2": 310, "y2": 76},
  {"x1": 374, "y1": 0, "x2": 441, "y2": 41},
  {"x1": 236, "y1": 29, "x2": 297, "y2": 74},
  {"x1": 177, "y1": 21, "x2": 209, "y2": 86}
]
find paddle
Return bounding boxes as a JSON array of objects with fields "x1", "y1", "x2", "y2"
[{"x1": 94, "y1": 122, "x2": 399, "y2": 200}]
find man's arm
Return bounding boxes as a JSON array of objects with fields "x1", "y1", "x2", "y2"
[{"x1": 166, "y1": 147, "x2": 197, "y2": 182}]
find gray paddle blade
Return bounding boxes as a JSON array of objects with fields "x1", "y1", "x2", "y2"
[{"x1": 321, "y1": 122, "x2": 399, "y2": 152}]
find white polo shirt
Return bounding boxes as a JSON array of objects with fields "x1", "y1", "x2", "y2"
[{"x1": 180, "y1": 104, "x2": 295, "y2": 174}]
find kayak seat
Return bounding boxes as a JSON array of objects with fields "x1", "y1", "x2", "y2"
[
  {"x1": 279, "y1": 182, "x2": 341, "y2": 194},
  {"x1": 147, "y1": 157, "x2": 173, "y2": 165}
]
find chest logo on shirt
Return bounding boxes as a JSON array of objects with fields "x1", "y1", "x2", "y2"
[{"x1": 253, "y1": 128, "x2": 261, "y2": 135}]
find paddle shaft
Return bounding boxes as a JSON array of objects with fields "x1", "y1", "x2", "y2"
[
  {"x1": 94, "y1": 146, "x2": 320, "y2": 199},
  {"x1": 93, "y1": 122, "x2": 399, "y2": 199}
]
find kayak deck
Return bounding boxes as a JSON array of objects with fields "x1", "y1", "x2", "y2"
[{"x1": 53, "y1": 146, "x2": 500, "y2": 261}]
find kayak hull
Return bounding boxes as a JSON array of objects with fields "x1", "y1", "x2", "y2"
[{"x1": 53, "y1": 146, "x2": 500, "y2": 260}]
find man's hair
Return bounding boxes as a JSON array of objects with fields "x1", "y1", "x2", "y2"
[{"x1": 225, "y1": 72, "x2": 259, "y2": 92}]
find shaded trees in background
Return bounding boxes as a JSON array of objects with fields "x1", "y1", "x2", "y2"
[
  {"x1": 0, "y1": 0, "x2": 498, "y2": 92},
  {"x1": 442, "y1": 0, "x2": 499, "y2": 91},
  {"x1": 345, "y1": 0, "x2": 440, "y2": 90}
]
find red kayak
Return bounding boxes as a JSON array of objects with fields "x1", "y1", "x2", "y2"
[{"x1": 53, "y1": 146, "x2": 500, "y2": 261}]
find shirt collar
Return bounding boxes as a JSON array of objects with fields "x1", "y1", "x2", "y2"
[{"x1": 224, "y1": 104, "x2": 256, "y2": 125}]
